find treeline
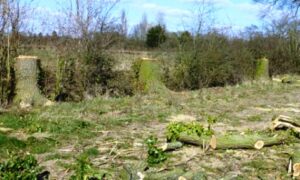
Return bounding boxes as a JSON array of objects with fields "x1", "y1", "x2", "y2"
[{"x1": 0, "y1": 0, "x2": 299, "y2": 105}]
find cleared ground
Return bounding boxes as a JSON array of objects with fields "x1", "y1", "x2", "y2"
[{"x1": 1, "y1": 80, "x2": 300, "y2": 179}]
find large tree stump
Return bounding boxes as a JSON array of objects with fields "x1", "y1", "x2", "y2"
[
  {"x1": 14, "y1": 56, "x2": 52, "y2": 108},
  {"x1": 255, "y1": 57, "x2": 269, "y2": 80},
  {"x1": 135, "y1": 58, "x2": 169, "y2": 94}
]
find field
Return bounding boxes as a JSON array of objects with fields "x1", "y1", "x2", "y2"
[{"x1": 1, "y1": 78, "x2": 300, "y2": 179}]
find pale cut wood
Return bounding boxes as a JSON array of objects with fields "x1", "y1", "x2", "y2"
[
  {"x1": 160, "y1": 141, "x2": 183, "y2": 152},
  {"x1": 271, "y1": 115, "x2": 300, "y2": 133}
]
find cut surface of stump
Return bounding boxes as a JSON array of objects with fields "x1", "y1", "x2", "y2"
[
  {"x1": 14, "y1": 55, "x2": 53, "y2": 108},
  {"x1": 254, "y1": 140, "x2": 264, "y2": 150}
]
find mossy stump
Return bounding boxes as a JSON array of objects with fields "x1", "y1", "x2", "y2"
[
  {"x1": 135, "y1": 58, "x2": 169, "y2": 94},
  {"x1": 255, "y1": 57, "x2": 269, "y2": 81},
  {"x1": 14, "y1": 56, "x2": 52, "y2": 108}
]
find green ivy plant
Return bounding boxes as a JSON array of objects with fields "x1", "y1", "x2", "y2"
[
  {"x1": 0, "y1": 153, "x2": 44, "y2": 180},
  {"x1": 145, "y1": 136, "x2": 167, "y2": 166},
  {"x1": 166, "y1": 122, "x2": 214, "y2": 142},
  {"x1": 70, "y1": 154, "x2": 106, "y2": 180}
]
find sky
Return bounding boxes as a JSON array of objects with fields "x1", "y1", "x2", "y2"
[{"x1": 29, "y1": 0, "x2": 281, "y2": 34}]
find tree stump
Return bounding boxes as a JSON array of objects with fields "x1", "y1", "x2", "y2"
[
  {"x1": 14, "y1": 56, "x2": 52, "y2": 108},
  {"x1": 255, "y1": 57, "x2": 269, "y2": 80}
]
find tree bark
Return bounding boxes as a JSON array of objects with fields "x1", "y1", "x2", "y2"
[
  {"x1": 255, "y1": 57, "x2": 269, "y2": 81},
  {"x1": 160, "y1": 141, "x2": 183, "y2": 152},
  {"x1": 14, "y1": 56, "x2": 52, "y2": 108},
  {"x1": 178, "y1": 132, "x2": 292, "y2": 150}
]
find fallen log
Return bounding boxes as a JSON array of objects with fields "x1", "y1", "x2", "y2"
[
  {"x1": 160, "y1": 141, "x2": 183, "y2": 152},
  {"x1": 271, "y1": 115, "x2": 300, "y2": 134},
  {"x1": 178, "y1": 132, "x2": 292, "y2": 150},
  {"x1": 178, "y1": 133, "x2": 211, "y2": 147}
]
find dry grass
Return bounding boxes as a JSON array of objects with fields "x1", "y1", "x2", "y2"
[{"x1": 0, "y1": 78, "x2": 300, "y2": 178}]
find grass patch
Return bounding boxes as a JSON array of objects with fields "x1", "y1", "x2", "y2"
[
  {"x1": 83, "y1": 147, "x2": 99, "y2": 157},
  {"x1": 247, "y1": 115, "x2": 262, "y2": 122},
  {"x1": 45, "y1": 153, "x2": 72, "y2": 161},
  {"x1": 0, "y1": 133, "x2": 26, "y2": 154},
  {"x1": 26, "y1": 137, "x2": 57, "y2": 154}
]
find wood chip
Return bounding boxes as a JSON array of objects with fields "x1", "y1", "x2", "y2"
[{"x1": 209, "y1": 135, "x2": 217, "y2": 150}]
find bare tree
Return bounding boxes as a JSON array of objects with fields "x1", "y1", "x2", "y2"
[
  {"x1": 156, "y1": 11, "x2": 165, "y2": 27},
  {"x1": 57, "y1": 0, "x2": 119, "y2": 51},
  {"x1": 255, "y1": 0, "x2": 300, "y2": 16},
  {"x1": 191, "y1": 0, "x2": 216, "y2": 35},
  {"x1": 132, "y1": 13, "x2": 149, "y2": 41},
  {"x1": 0, "y1": 0, "x2": 33, "y2": 105},
  {"x1": 120, "y1": 9, "x2": 127, "y2": 37}
]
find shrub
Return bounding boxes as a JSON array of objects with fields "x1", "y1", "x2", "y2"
[
  {"x1": 70, "y1": 154, "x2": 107, "y2": 180},
  {"x1": 107, "y1": 70, "x2": 134, "y2": 97},
  {"x1": 0, "y1": 153, "x2": 47, "y2": 179},
  {"x1": 166, "y1": 122, "x2": 213, "y2": 142},
  {"x1": 145, "y1": 136, "x2": 167, "y2": 166},
  {"x1": 168, "y1": 32, "x2": 255, "y2": 90},
  {"x1": 83, "y1": 51, "x2": 115, "y2": 97},
  {"x1": 55, "y1": 56, "x2": 82, "y2": 101}
]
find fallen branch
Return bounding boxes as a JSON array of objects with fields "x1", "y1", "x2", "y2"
[{"x1": 271, "y1": 115, "x2": 300, "y2": 134}]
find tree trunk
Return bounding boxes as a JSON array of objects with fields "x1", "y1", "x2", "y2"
[{"x1": 14, "y1": 56, "x2": 52, "y2": 108}]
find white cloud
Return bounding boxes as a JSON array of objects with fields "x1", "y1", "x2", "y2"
[{"x1": 141, "y1": 3, "x2": 191, "y2": 17}]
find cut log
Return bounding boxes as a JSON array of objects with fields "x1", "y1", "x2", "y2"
[
  {"x1": 14, "y1": 56, "x2": 53, "y2": 108},
  {"x1": 160, "y1": 141, "x2": 183, "y2": 152},
  {"x1": 271, "y1": 115, "x2": 300, "y2": 134},
  {"x1": 210, "y1": 132, "x2": 291, "y2": 150},
  {"x1": 178, "y1": 132, "x2": 291, "y2": 150},
  {"x1": 254, "y1": 140, "x2": 264, "y2": 150},
  {"x1": 178, "y1": 133, "x2": 211, "y2": 147}
]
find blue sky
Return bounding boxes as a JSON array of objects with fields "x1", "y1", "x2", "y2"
[
  {"x1": 30, "y1": 0, "x2": 277, "y2": 34},
  {"x1": 116, "y1": 0, "x2": 266, "y2": 31}
]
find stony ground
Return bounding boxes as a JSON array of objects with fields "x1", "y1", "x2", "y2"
[{"x1": 1, "y1": 80, "x2": 300, "y2": 179}]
